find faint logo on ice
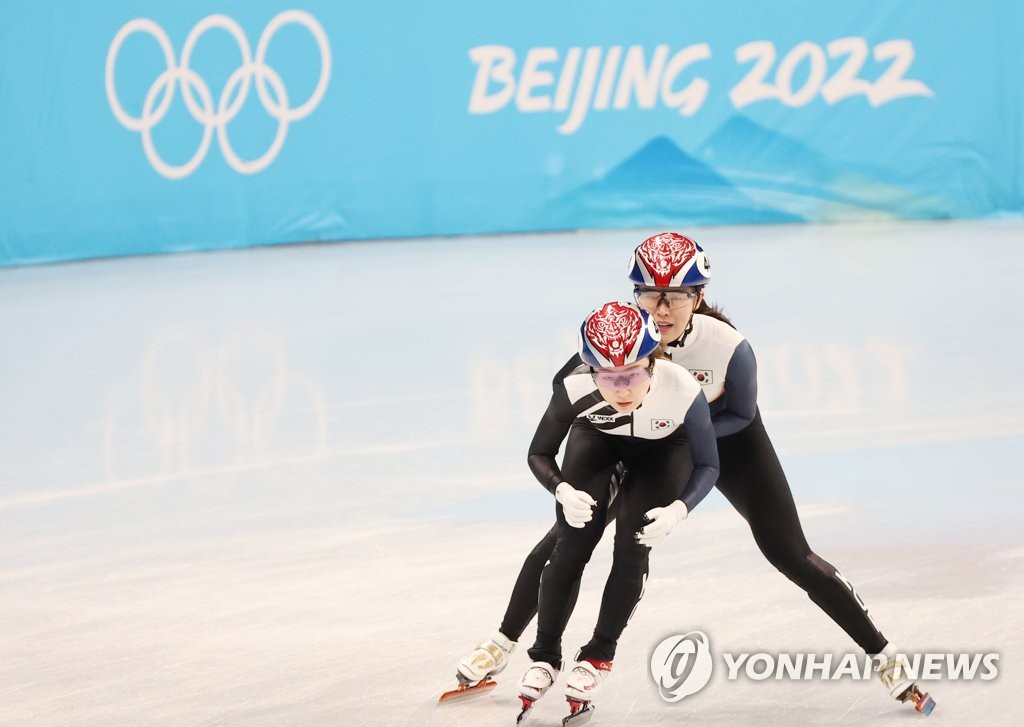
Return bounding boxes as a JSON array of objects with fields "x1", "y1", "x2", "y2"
[
  {"x1": 649, "y1": 630, "x2": 713, "y2": 702},
  {"x1": 103, "y1": 326, "x2": 328, "y2": 484}
]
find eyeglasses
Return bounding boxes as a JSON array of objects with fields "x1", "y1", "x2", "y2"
[
  {"x1": 633, "y1": 288, "x2": 699, "y2": 310},
  {"x1": 592, "y1": 364, "x2": 653, "y2": 389}
]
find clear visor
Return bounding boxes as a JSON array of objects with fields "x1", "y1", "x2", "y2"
[{"x1": 633, "y1": 288, "x2": 699, "y2": 310}]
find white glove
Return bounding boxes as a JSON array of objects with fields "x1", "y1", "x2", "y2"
[
  {"x1": 636, "y1": 500, "x2": 688, "y2": 546},
  {"x1": 555, "y1": 482, "x2": 597, "y2": 528}
]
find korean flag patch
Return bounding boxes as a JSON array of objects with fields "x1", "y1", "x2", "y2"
[{"x1": 689, "y1": 369, "x2": 713, "y2": 384}]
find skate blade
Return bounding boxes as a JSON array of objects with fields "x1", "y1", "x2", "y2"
[
  {"x1": 438, "y1": 677, "x2": 497, "y2": 704},
  {"x1": 563, "y1": 700, "x2": 595, "y2": 726},
  {"x1": 911, "y1": 688, "x2": 936, "y2": 716},
  {"x1": 516, "y1": 695, "x2": 536, "y2": 724}
]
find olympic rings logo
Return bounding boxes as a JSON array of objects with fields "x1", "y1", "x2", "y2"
[{"x1": 105, "y1": 11, "x2": 331, "y2": 179}]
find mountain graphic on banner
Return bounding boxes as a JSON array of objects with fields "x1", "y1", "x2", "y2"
[
  {"x1": 543, "y1": 136, "x2": 803, "y2": 227},
  {"x1": 696, "y1": 115, "x2": 964, "y2": 219}
]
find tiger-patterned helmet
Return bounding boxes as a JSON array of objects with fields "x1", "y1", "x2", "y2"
[
  {"x1": 627, "y1": 232, "x2": 711, "y2": 288},
  {"x1": 578, "y1": 301, "x2": 661, "y2": 368}
]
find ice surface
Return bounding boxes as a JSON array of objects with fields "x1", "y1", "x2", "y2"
[{"x1": 1, "y1": 219, "x2": 1022, "y2": 725}]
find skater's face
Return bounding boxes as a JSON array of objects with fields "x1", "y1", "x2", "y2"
[
  {"x1": 634, "y1": 286, "x2": 702, "y2": 344},
  {"x1": 592, "y1": 357, "x2": 654, "y2": 413}
]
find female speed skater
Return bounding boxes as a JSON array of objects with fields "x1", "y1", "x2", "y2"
[
  {"x1": 450, "y1": 300, "x2": 721, "y2": 723},
  {"x1": 446, "y1": 232, "x2": 935, "y2": 720}
]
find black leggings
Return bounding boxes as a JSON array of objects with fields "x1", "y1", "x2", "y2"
[
  {"x1": 525, "y1": 424, "x2": 694, "y2": 666},
  {"x1": 505, "y1": 412, "x2": 887, "y2": 657}
]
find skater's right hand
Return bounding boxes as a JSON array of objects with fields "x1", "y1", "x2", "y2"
[{"x1": 555, "y1": 482, "x2": 597, "y2": 528}]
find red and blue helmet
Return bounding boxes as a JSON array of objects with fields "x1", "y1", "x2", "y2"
[
  {"x1": 578, "y1": 301, "x2": 661, "y2": 368},
  {"x1": 627, "y1": 232, "x2": 711, "y2": 288}
]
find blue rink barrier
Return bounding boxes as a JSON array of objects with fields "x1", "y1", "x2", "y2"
[{"x1": 1, "y1": 1, "x2": 1022, "y2": 265}]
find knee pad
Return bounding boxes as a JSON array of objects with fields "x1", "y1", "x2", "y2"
[
  {"x1": 550, "y1": 540, "x2": 597, "y2": 573},
  {"x1": 611, "y1": 541, "x2": 650, "y2": 571}
]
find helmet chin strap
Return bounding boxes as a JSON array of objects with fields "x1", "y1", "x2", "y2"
[
  {"x1": 667, "y1": 317, "x2": 695, "y2": 348},
  {"x1": 668, "y1": 292, "x2": 703, "y2": 348}
]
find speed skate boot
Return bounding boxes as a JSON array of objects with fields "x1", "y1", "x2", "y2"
[
  {"x1": 875, "y1": 644, "x2": 935, "y2": 716},
  {"x1": 516, "y1": 661, "x2": 559, "y2": 723},
  {"x1": 562, "y1": 658, "x2": 612, "y2": 726},
  {"x1": 438, "y1": 633, "x2": 516, "y2": 703},
  {"x1": 457, "y1": 633, "x2": 516, "y2": 683}
]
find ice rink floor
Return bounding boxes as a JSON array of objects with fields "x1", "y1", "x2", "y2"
[{"x1": 2, "y1": 219, "x2": 1023, "y2": 725}]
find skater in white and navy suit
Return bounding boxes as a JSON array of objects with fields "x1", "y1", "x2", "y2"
[
  {"x1": 509, "y1": 301, "x2": 719, "y2": 721},
  {"x1": 452, "y1": 233, "x2": 935, "y2": 718}
]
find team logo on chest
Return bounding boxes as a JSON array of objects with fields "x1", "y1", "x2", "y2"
[
  {"x1": 638, "y1": 233, "x2": 696, "y2": 287},
  {"x1": 689, "y1": 369, "x2": 713, "y2": 384},
  {"x1": 585, "y1": 303, "x2": 643, "y2": 366},
  {"x1": 587, "y1": 413, "x2": 617, "y2": 424}
]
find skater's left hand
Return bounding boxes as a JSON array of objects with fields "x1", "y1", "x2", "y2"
[{"x1": 636, "y1": 500, "x2": 688, "y2": 547}]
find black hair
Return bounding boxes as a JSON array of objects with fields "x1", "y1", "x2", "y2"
[{"x1": 695, "y1": 297, "x2": 736, "y2": 329}]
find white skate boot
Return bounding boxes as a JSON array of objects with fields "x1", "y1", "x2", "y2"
[
  {"x1": 456, "y1": 632, "x2": 516, "y2": 684},
  {"x1": 563, "y1": 658, "x2": 612, "y2": 725},
  {"x1": 516, "y1": 661, "x2": 559, "y2": 723},
  {"x1": 439, "y1": 633, "x2": 516, "y2": 703},
  {"x1": 875, "y1": 644, "x2": 935, "y2": 716}
]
